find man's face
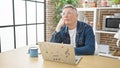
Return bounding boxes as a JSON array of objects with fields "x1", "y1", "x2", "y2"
[{"x1": 61, "y1": 8, "x2": 78, "y2": 25}]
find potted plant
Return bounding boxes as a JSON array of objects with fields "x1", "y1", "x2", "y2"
[
  {"x1": 112, "y1": 0, "x2": 120, "y2": 7},
  {"x1": 112, "y1": 0, "x2": 119, "y2": 5},
  {"x1": 52, "y1": 0, "x2": 78, "y2": 25}
]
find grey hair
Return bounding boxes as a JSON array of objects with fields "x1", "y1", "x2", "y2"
[{"x1": 62, "y1": 4, "x2": 77, "y2": 12}]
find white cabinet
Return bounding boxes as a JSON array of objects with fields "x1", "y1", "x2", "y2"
[{"x1": 77, "y1": 7, "x2": 120, "y2": 54}]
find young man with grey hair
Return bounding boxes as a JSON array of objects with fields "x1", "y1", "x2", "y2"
[{"x1": 50, "y1": 4, "x2": 95, "y2": 55}]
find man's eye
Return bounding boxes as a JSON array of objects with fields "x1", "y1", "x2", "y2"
[{"x1": 61, "y1": 12, "x2": 72, "y2": 16}]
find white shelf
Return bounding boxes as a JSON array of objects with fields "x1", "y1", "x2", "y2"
[
  {"x1": 98, "y1": 53, "x2": 120, "y2": 60},
  {"x1": 77, "y1": 8, "x2": 97, "y2": 11},
  {"x1": 95, "y1": 30, "x2": 116, "y2": 34},
  {"x1": 97, "y1": 7, "x2": 120, "y2": 10},
  {"x1": 77, "y1": 7, "x2": 120, "y2": 11}
]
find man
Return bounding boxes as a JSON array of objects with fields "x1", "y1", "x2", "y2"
[{"x1": 50, "y1": 4, "x2": 95, "y2": 55}]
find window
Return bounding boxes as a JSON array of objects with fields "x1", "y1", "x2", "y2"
[{"x1": 0, "y1": 0, "x2": 45, "y2": 52}]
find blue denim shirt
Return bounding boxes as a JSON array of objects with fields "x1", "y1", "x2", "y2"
[{"x1": 50, "y1": 21, "x2": 95, "y2": 55}]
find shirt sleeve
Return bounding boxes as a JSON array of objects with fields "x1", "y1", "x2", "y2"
[
  {"x1": 75, "y1": 26, "x2": 95, "y2": 55},
  {"x1": 50, "y1": 31, "x2": 62, "y2": 43}
]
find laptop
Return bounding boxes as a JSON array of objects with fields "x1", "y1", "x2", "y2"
[{"x1": 38, "y1": 42, "x2": 82, "y2": 64}]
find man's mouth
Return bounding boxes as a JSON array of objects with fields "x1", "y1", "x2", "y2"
[{"x1": 64, "y1": 18, "x2": 69, "y2": 21}]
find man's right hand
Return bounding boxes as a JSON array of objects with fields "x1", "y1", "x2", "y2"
[{"x1": 55, "y1": 18, "x2": 65, "y2": 32}]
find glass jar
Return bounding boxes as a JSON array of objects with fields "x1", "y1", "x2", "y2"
[{"x1": 82, "y1": 1, "x2": 88, "y2": 8}]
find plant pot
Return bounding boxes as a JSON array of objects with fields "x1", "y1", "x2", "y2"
[{"x1": 112, "y1": 4, "x2": 117, "y2": 7}]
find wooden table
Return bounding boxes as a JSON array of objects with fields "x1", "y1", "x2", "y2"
[{"x1": 0, "y1": 46, "x2": 120, "y2": 68}]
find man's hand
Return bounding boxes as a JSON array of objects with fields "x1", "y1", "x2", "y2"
[{"x1": 55, "y1": 18, "x2": 65, "y2": 32}]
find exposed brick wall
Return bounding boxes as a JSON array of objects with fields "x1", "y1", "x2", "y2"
[
  {"x1": 100, "y1": 33, "x2": 117, "y2": 51},
  {"x1": 46, "y1": 0, "x2": 56, "y2": 41},
  {"x1": 46, "y1": 0, "x2": 119, "y2": 51},
  {"x1": 84, "y1": 11, "x2": 93, "y2": 23}
]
